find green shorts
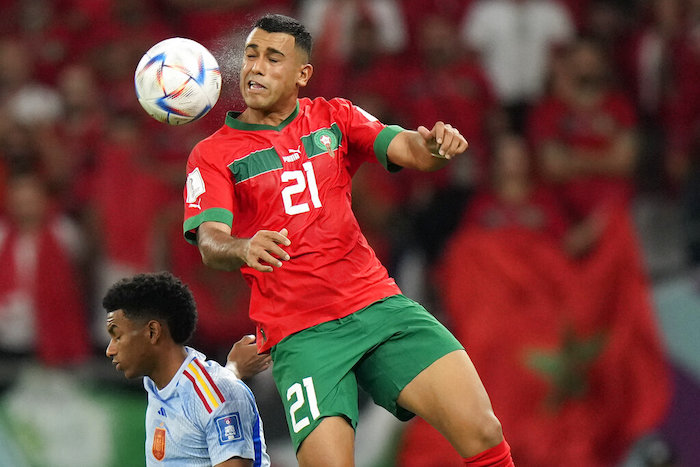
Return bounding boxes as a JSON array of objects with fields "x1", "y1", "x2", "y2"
[{"x1": 269, "y1": 294, "x2": 464, "y2": 450}]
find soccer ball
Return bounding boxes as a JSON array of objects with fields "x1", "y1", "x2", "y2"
[{"x1": 134, "y1": 37, "x2": 222, "y2": 125}]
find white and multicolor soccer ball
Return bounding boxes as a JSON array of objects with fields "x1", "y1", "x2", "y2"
[{"x1": 134, "y1": 37, "x2": 222, "y2": 125}]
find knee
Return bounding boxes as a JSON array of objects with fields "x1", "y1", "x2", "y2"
[{"x1": 476, "y1": 411, "x2": 504, "y2": 449}]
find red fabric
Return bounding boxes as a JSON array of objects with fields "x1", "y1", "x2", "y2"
[
  {"x1": 0, "y1": 221, "x2": 90, "y2": 365},
  {"x1": 464, "y1": 440, "x2": 514, "y2": 467},
  {"x1": 399, "y1": 205, "x2": 671, "y2": 466}
]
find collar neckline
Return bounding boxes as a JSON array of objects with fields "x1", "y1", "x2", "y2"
[{"x1": 225, "y1": 100, "x2": 300, "y2": 131}]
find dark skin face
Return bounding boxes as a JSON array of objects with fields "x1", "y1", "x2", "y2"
[{"x1": 105, "y1": 309, "x2": 155, "y2": 381}]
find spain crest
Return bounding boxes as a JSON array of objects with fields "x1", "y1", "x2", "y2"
[{"x1": 152, "y1": 426, "x2": 166, "y2": 461}]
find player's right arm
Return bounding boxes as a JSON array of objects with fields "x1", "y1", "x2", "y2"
[{"x1": 197, "y1": 222, "x2": 290, "y2": 273}]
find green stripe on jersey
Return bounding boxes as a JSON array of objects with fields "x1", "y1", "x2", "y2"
[
  {"x1": 183, "y1": 208, "x2": 233, "y2": 244},
  {"x1": 374, "y1": 125, "x2": 404, "y2": 172},
  {"x1": 230, "y1": 148, "x2": 283, "y2": 184},
  {"x1": 301, "y1": 124, "x2": 343, "y2": 158}
]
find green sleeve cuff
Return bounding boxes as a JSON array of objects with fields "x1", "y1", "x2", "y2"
[
  {"x1": 183, "y1": 208, "x2": 234, "y2": 245},
  {"x1": 373, "y1": 125, "x2": 404, "y2": 173}
]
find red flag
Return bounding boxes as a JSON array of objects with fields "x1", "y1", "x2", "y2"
[{"x1": 398, "y1": 206, "x2": 671, "y2": 466}]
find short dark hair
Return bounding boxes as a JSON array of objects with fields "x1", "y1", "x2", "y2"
[
  {"x1": 254, "y1": 14, "x2": 313, "y2": 59},
  {"x1": 102, "y1": 272, "x2": 197, "y2": 344}
]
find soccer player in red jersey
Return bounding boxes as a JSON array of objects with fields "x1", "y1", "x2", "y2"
[{"x1": 183, "y1": 14, "x2": 514, "y2": 467}]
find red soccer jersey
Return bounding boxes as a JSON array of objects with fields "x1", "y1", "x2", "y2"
[{"x1": 183, "y1": 97, "x2": 403, "y2": 351}]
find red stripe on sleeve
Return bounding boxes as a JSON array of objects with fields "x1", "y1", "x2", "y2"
[
  {"x1": 183, "y1": 370, "x2": 212, "y2": 413},
  {"x1": 194, "y1": 358, "x2": 226, "y2": 403}
]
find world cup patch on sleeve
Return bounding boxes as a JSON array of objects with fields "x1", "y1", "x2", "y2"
[
  {"x1": 186, "y1": 167, "x2": 206, "y2": 203},
  {"x1": 215, "y1": 412, "x2": 243, "y2": 444}
]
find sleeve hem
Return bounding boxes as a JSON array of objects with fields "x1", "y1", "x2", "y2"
[
  {"x1": 373, "y1": 125, "x2": 404, "y2": 173},
  {"x1": 183, "y1": 208, "x2": 234, "y2": 245}
]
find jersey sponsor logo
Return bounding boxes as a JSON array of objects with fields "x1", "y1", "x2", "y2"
[
  {"x1": 183, "y1": 358, "x2": 226, "y2": 413},
  {"x1": 157, "y1": 407, "x2": 167, "y2": 417},
  {"x1": 283, "y1": 146, "x2": 302, "y2": 163},
  {"x1": 215, "y1": 412, "x2": 243, "y2": 444},
  {"x1": 186, "y1": 167, "x2": 206, "y2": 205},
  {"x1": 152, "y1": 426, "x2": 166, "y2": 461}
]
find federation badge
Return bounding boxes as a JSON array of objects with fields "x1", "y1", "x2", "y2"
[
  {"x1": 152, "y1": 426, "x2": 166, "y2": 461},
  {"x1": 314, "y1": 130, "x2": 338, "y2": 158},
  {"x1": 216, "y1": 412, "x2": 243, "y2": 445}
]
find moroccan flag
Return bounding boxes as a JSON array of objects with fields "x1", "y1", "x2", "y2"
[{"x1": 398, "y1": 206, "x2": 671, "y2": 467}]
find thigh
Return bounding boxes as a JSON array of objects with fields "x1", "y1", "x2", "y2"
[
  {"x1": 355, "y1": 295, "x2": 464, "y2": 420},
  {"x1": 397, "y1": 349, "x2": 503, "y2": 456}
]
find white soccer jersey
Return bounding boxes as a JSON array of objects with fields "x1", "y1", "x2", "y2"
[{"x1": 143, "y1": 347, "x2": 270, "y2": 466}]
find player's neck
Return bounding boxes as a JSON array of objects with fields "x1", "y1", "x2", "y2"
[
  {"x1": 151, "y1": 346, "x2": 189, "y2": 390},
  {"x1": 240, "y1": 101, "x2": 298, "y2": 127}
]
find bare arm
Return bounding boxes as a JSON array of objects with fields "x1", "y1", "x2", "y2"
[
  {"x1": 387, "y1": 122, "x2": 468, "y2": 171},
  {"x1": 196, "y1": 221, "x2": 290, "y2": 272}
]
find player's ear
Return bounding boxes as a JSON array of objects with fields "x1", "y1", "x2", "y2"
[
  {"x1": 297, "y1": 63, "x2": 313, "y2": 88},
  {"x1": 147, "y1": 320, "x2": 162, "y2": 343}
]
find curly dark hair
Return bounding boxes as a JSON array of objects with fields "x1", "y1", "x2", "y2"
[
  {"x1": 254, "y1": 14, "x2": 313, "y2": 59},
  {"x1": 102, "y1": 271, "x2": 197, "y2": 344}
]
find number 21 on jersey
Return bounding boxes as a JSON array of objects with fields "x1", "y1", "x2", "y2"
[{"x1": 281, "y1": 161, "x2": 322, "y2": 216}]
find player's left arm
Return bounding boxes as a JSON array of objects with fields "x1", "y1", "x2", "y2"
[{"x1": 386, "y1": 121, "x2": 468, "y2": 171}]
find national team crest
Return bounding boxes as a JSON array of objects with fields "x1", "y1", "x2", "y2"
[
  {"x1": 215, "y1": 412, "x2": 243, "y2": 445},
  {"x1": 314, "y1": 129, "x2": 338, "y2": 158},
  {"x1": 152, "y1": 426, "x2": 166, "y2": 461}
]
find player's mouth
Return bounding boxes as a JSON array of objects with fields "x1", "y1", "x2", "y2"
[{"x1": 248, "y1": 80, "x2": 266, "y2": 91}]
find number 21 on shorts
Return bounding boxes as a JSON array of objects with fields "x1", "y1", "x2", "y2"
[{"x1": 287, "y1": 376, "x2": 320, "y2": 433}]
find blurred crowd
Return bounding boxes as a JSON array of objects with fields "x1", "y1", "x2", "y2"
[{"x1": 0, "y1": 0, "x2": 698, "y2": 465}]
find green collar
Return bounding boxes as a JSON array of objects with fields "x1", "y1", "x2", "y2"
[{"x1": 225, "y1": 101, "x2": 300, "y2": 131}]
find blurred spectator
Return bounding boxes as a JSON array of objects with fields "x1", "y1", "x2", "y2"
[
  {"x1": 0, "y1": 38, "x2": 63, "y2": 126},
  {"x1": 54, "y1": 63, "x2": 108, "y2": 212},
  {"x1": 86, "y1": 111, "x2": 172, "y2": 340},
  {"x1": 460, "y1": 0, "x2": 575, "y2": 133},
  {"x1": 0, "y1": 170, "x2": 90, "y2": 365},
  {"x1": 619, "y1": 0, "x2": 684, "y2": 193},
  {"x1": 400, "y1": 0, "x2": 471, "y2": 50},
  {"x1": 462, "y1": 133, "x2": 570, "y2": 242},
  {"x1": 528, "y1": 38, "x2": 639, "y2": 222},
  {"x1": 164, "y1": 0, "x2": 293, "y2": 47},
  {"x1": 392, "y1": 13, "x2": 499, "y2": 270},
  {"x1": 299, "y1": 0, "x2": 408, "y2": 99}
]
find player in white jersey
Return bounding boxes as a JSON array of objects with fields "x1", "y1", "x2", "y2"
[{"x1": 104, "y1": 271, "x2": 270, "y2": 467}]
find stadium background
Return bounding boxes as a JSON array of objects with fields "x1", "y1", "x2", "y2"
[{"x1": 0, "y1": 0, "x2": 699, "y2": 466}]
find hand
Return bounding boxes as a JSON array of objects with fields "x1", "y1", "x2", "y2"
[
  {"x1": 417, "y1": 121, "x2": 468, "y2": 160},
  {"x1": 243, "y1": 228, "x2": 291, "y2": 272},
  {"x1": 225, "y1": 335, "x2": 272, "y2": 379}
]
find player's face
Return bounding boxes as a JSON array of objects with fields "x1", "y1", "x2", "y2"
[
  {"x1": 240, "y1": 28, "x2": 311, "y2": 113},
  {"x1": 105, "y1": 310, "x2": 153, "y2": 380}
]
